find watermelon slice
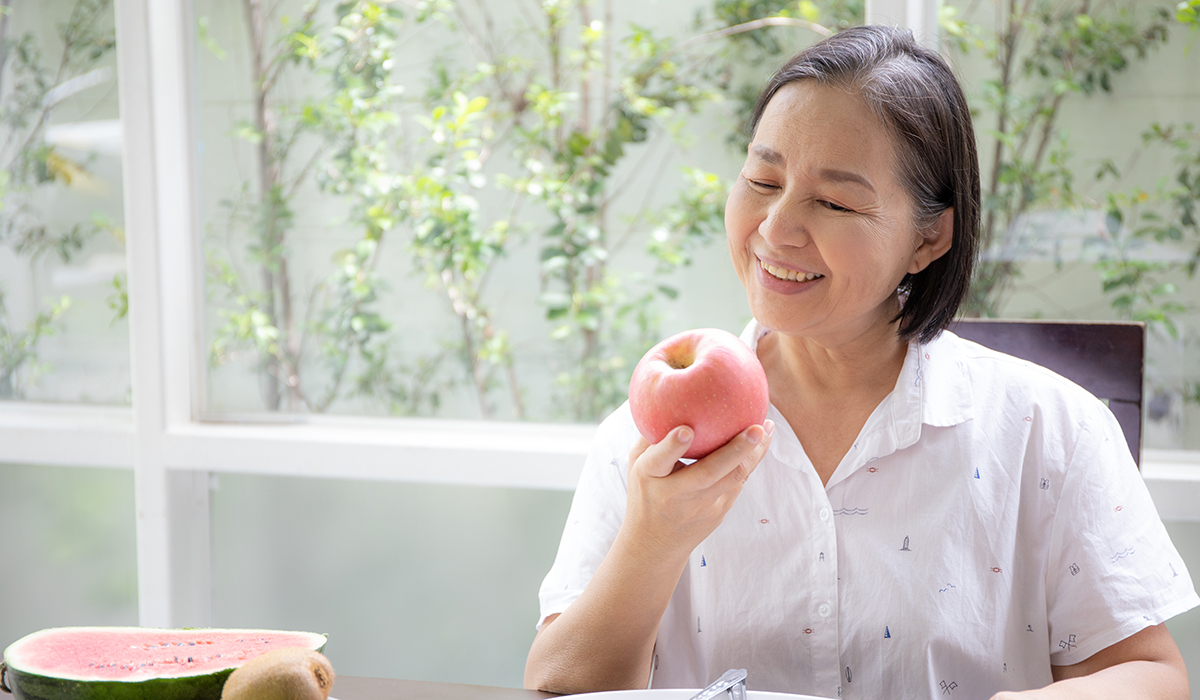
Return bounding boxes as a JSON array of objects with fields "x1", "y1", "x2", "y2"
[{"x1": 0, "y1": 627, "x2": 327, "y2": 700}]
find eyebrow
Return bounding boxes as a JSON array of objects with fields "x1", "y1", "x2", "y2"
[{"x1": 749, "y1": 144, "x2": 876, "y2": 193}]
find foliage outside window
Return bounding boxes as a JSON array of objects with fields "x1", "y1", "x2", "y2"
[
  {"x1": 3, "y1": 0, "x2": 1198, "y2": 446},
  {"x1": 198, "y1": 0, "x2": 852, "y2": 423},
  {"x1": 0, "y1": 0, "x2": 127, "y2": 403}
]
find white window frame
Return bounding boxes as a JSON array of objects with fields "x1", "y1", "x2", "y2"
[{"x1": 0, "y1": 0, "x2": 1197, "y2": 629}]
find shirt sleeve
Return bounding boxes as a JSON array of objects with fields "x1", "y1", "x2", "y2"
[
  {"x1": 536, "y1": 402, "x2": 639, "y2": 630},
  {"x1": 1044, "y1": 401, "x2": 1200, "y2": 666}
]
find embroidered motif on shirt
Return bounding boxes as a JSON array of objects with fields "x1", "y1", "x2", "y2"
[
  {"x1": 901, "y1": 536, "x2": 911, "y2": 551},
  {"x1": 833, "y1": 508, "x2": 868, "y2": 516},
  {"x1": 1111, "y1": 547, "x2": 1135, "y2": 562},
  {"x1": 939, "y1": 583, "x2": 957, "y2": 593},
  {"x1": 819, "y1": 552, "x2": 825, "y2": 562},
  {"x1": 1059, "y1": 634, "x2": 1077, "y2": 651},
  {"x1": 940, "y1": 681, "x2": 957, "y2": 695},
  {"x1": 974, "y1": 468, "x2": 981, "y2": 479},
  {"x1": 1040, "y1": 478, "x2": 1050, "y2": 490},
  {"x1": 846, "y1": 666, "x2": 852, "y2": 683},
  {"x1": 991, "y1": 567, "x2": 1003, "y2": 574},
  {"x1": 700, "y1": 555, "x2": 707, "y2": 567},
  {"x1": 1069, "y1": 563, "x2": 1080, "y2": 576},
  {"x1": 1171, "y1": 562, "x2": 1179, "y2": 578},
  {"x1": 803, "y1": 628, "x2": 814, "y2": 634},
  {"x1": 884, "y1": 626, "x2": 891, "y2": 638}
]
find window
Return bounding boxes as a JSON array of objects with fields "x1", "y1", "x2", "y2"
[{"x1": 1, "y1": 0, "x2": 1198, "y2": 687}]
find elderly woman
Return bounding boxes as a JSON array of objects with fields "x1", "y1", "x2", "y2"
[{"x1": 524, "y1": 26, "x2": 1197, "y2": 699}]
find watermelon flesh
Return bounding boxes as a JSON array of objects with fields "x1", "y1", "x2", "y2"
[{"x1": 1, "y1": 627, "x2": 327, "y2": 700}]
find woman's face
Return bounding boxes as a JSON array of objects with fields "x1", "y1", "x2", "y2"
[{"x1": 725, "y1": 80, "x2": 940, "y2": 348}]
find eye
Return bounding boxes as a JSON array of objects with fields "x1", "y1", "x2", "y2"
[
  {"x1": 819, "y1": 200, "x2": 852, "y2": 213},
  {"x1": 745, "y1": 178, "x2": 778, "y2": 191}
]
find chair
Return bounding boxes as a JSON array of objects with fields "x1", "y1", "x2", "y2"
[{"x1": 949, "y1": 318, "x2": 1145, "y2": 467}]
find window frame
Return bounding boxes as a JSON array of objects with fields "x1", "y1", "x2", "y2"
[{"x1": 0, "y1": 0, "x2": 1196, "y2": 629}]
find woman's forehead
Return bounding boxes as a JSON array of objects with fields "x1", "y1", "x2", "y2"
[{"x1": 750, "y1": 82, "x2": 897, "y2": 174}]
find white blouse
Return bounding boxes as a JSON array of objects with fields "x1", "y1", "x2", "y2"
[{"x1": 537, "y1": 320, "x2": 1198, "y2": 699}]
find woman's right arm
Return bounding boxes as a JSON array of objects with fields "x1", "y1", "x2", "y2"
[{"x1": 524, "y1": 421, "x2": 774, "y2": 694}]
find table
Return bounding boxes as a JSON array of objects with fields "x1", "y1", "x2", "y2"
[{"x1": 331, "y1": 676, "x2": 559, "y2": 700}]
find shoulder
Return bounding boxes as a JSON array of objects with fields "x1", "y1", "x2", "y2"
[
  {"x1": 594, "y1": 401, "x2": 640, "y2": 449},
  {"x1": 923, "y1": 330, "x2": 1130, "y2": 472},
  {"x1": 930, "y1": 329, "x2": 1109, "y2": 414}
]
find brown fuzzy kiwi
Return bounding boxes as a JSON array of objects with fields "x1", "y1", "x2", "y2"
[{"x1": 220, "y1": 647, "x2": 335, "y2": 700}]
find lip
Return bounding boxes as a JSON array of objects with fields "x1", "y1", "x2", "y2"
[{"x1": 755, "y1": 255, "x2": 824, "y2": 295}]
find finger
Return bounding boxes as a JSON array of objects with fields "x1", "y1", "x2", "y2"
[
  {"x1": 680, "y1": 420, "x2": 774, "y2": 490},
  {"x1": 722, "y1": 419, "x2": 775, "y2": 487},
  {"x1": 631, "y1": 426, "x2": 694, "y2": 479}
]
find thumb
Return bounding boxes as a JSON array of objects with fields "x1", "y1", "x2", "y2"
[{"x1": 630, "y1": 426, "x2": 694, "y2": 478}]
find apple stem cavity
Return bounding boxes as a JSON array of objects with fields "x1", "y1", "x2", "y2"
[{"x1": 666, "y1": 348, "x2": 696, "y2": 370}]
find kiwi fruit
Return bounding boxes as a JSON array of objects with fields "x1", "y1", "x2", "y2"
[{"x1": 220, "y1": 647, "x2": 335, "y2": 700}]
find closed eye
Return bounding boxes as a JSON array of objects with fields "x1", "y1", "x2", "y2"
[
  {"x1": 746, "y1": 179, "x2": 778, "y2": 191},
  {"x1": 820, "y1": 200, "x2": 852, "y2": 213}
]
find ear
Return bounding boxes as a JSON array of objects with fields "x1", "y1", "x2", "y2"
[{"x1": 908, "y1": 207, "x2": 954, "y2": 275}]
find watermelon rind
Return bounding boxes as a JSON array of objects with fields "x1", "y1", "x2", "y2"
[{"x1": 1, "y1": 628, "x2": 327, "y2": 700}]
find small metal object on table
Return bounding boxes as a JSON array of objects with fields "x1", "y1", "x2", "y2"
[
  {"x1": 330, "y1": 677, "x2": 559, "y2": 700},
  {"x1": 687, "y1": 669, "x2": 748, "y2": 700}
]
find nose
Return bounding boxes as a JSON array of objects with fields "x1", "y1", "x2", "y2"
[{"x1": 757, "y1": 196, "x2": 811, "y2": 248}]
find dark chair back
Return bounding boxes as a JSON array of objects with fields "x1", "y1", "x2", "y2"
[{"x1": 949, "y1": 319, "x2": 1145, "y2": 467}]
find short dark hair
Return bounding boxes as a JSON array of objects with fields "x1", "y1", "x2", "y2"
[{"x1": 749, "y1": 25, "x2": 980, "y2": 344}]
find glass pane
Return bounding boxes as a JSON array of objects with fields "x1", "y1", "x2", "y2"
[
  {"x1": 209, "y1": 474, "x2": 573, "y2": 686},
  {"x1": 0, "y1": 463, "x2": 138, "y2": 646},
  {"x1": 943, "y1": 1, "x2": 1200, "y2": 450},
  {"x1": 0, "y1": 0, "x2": 130, "y2": 405},
  {"x1": 192, "y1": 0, "x2": 851, "y2": 424}
]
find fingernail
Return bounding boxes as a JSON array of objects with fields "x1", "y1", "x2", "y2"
[
  {"x1": 674, "y1": 426, "x2": 693, "y2": 443},
  {"x1": 744, "y1": 425, "x2": 763, "y2": 445},
  {"x1": 765, "y1": 419, "x2": 776, "y2": 438}
]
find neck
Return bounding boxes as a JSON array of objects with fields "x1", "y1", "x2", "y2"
[{"x1": 762, "y1": 320, "x2": 911, "y2": 403}]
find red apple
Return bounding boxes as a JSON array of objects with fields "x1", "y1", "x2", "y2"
[{"x1": 628, "y1": 328, "x2": 770, "y2": 460}]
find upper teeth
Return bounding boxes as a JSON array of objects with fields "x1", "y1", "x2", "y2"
[{"x1": 761, "y1": 261, "x2": 823, "y2": 282}]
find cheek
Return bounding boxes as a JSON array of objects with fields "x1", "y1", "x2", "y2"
[{"x1": 724, "y1": 187, "x2": 759, "y2": 250}]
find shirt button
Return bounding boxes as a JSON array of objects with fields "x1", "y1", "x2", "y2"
[
  {"x1": 818, "y1": 603, "x2": 831, "y2": 617},
  {"x1": 819, "y1": 507, "x2": 830, "y2": 521}
]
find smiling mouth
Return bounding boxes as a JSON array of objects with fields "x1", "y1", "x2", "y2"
[{"x1": 760, "y1": 260, "x2": 824, "y2": 282}]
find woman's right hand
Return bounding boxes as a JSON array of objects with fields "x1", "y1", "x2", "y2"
[
  {"x1": 623, "y1": 420, "x2": 776, "y2": 562},
  {"x1": 524, "y1": 419, "x2": 774, "y2": 694}
]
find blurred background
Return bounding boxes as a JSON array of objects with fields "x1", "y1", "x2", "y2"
[{"x1": 1, "y1": 0, "x2": 1199, "y2": 691}]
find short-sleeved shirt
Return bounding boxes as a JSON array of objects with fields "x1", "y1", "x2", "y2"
[{"x1": 537, "y1": 320, "x2": 1199, "y2": 699}]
